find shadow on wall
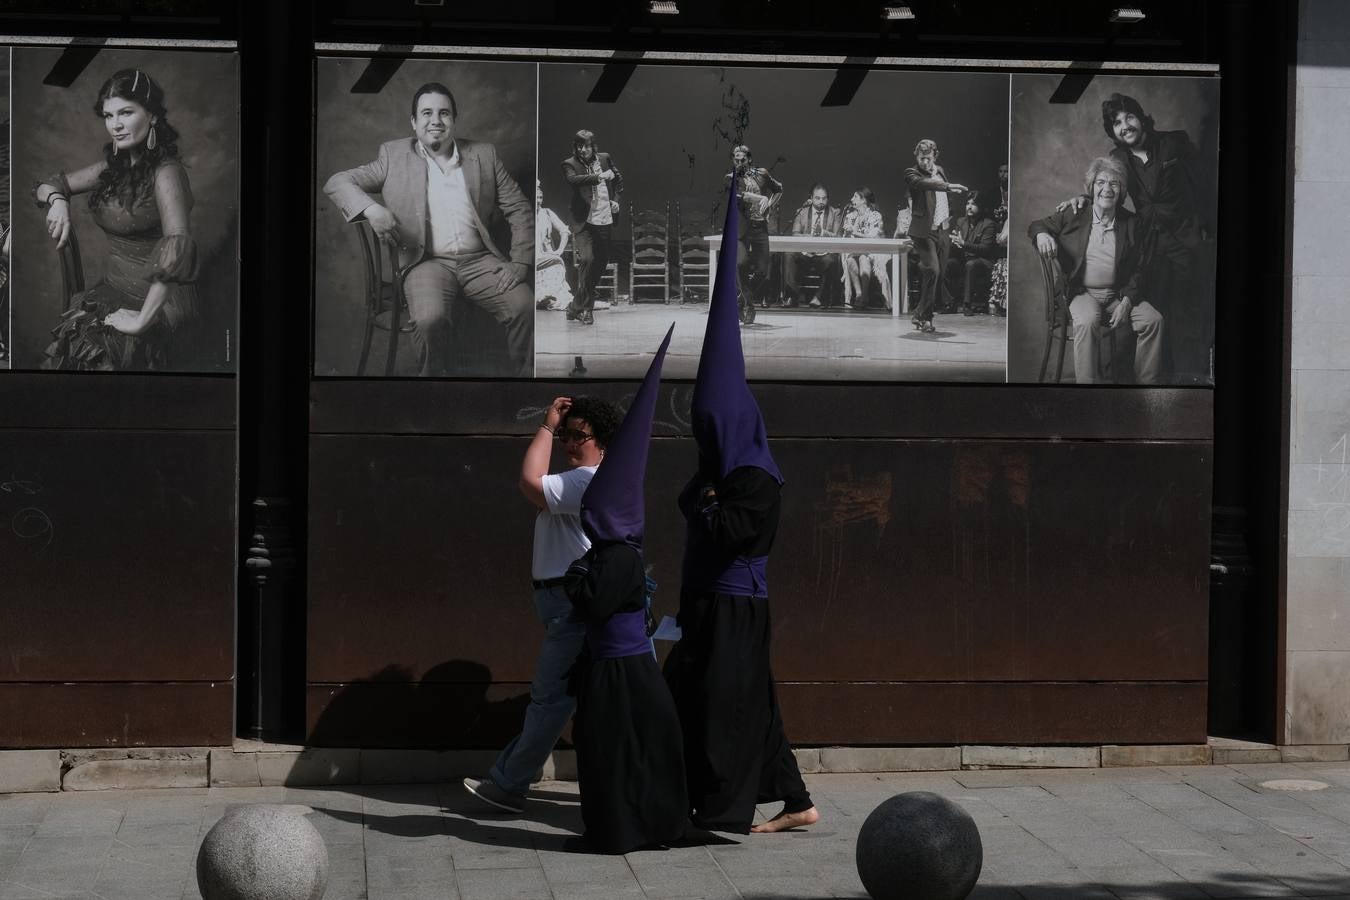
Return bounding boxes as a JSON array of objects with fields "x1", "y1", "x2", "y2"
[
  {"x1": 312, "y1": 57, "x2": 537, "y2": 376},
  {"x1": 9, "y1": 47, "x2": 239, "y2": 372},
  {"x1": 1007, "y1": 72, "x2": 1219, "y2": 384},
  {"x1": 307, "y1": 660, "x2": 535, "y2": 749}
]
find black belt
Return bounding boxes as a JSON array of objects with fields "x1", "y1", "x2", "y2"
[{"x1": 532, "y1": 576, "x2": 566, "y2": 589}]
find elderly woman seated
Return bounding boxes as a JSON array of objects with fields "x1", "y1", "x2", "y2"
[{"x1": 1027, "y1": 156, "x2": 1164, "y2": 384}]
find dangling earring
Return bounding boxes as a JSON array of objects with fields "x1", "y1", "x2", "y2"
[{"x1": 147, "y1": 124, "x2": 157, "y2": 152}]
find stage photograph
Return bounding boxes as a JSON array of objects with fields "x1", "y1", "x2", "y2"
[
  {"x1": 0, "y1": 49, "x2": 9, "y2": 370},
  {"x1": 535, "y1": 62, "x2": 1011, "y2": 381},
  {"x1": 1007, "y1": 73, "x2": 1219, "y2": 385},
  {"x1": 313, "y1": 56, "x2": 538, "y2": 378}
]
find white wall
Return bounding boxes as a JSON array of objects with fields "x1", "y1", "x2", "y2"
[{"x1": 1286, "y1": 0, "x2": 1350, "y2": 744}]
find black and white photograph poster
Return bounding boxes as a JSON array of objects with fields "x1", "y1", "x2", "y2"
[
  {"x1": 0, "y1": 48, "x2": 10, "y2": 370},
  {"x1": 313, "y1": 56, "x2": 537, "y2": 378},
  {"x1": 536, "y1": 62, "x2": 1011, "y2": 381},
  {"x1": 1007, "y1": 73, "x2": 1219, "y2": 386},
  {"x1": 10, "y1": 47, "x2": 239, "y2": 373}
]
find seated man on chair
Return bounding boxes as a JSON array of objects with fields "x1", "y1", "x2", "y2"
[
  {"x1": 943, "y1": 192, "x2": 999, "y2": 316},
  {"x1": 1029, "y1": 156, "x2": 1163, "y2": 385},
  {"x1": 324, "y1": 81, "x2": 535, "y2": 377},
  {"x1": 783, "y1": 184, "x2": 842, "y2": 308}
]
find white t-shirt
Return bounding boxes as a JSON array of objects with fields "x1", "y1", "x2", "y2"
[{"x1": 531, "y1": 465, "x2": 597, "y2": 580}]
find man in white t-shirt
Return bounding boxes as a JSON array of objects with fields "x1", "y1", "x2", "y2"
[{"x1": 464, "y1": 394, "x2": 621, "y2": 813}]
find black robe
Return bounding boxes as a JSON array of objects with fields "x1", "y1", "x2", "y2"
[
  {"x1": 664, "y1": 466, "x2": 812, "y2": 833},
  {"x1": 564, "y1": 542, "x2": 688, "y2": 853}
]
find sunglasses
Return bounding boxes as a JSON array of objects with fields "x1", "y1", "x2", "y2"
[{"x1": 556, "y1": 427, "x2": 595, "y2": 445}]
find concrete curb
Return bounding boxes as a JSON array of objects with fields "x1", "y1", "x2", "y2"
[{"x1": 1, "y1": 739, "x2": 1342, "y2": 792}]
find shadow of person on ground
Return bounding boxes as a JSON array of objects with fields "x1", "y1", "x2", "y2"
[{"x1": 316, "y1": 805, "x2": 553, "y2": 851}]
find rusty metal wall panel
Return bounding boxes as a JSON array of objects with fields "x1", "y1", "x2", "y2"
[
  {"x1": 310, "y1": 381, "x2": 1213, "y2": 442},
  {"x1": 777, "y1": 682, "x2": 1208, "y2": 745},
  {"x1": 308, "y1": 431, "x2": 1210, "y2": 744},
  {"x1": 0, "y1": 373, "x2": 236, "y2": 430},
  {"x1": 0, "y1": 683, "x2": 234, "y2": 748},
  {"x1": 1, "y1": 429, "x2": 236, "y2": 683},
  {"x1": 304, "y1": 681, "x2": 1204, "y2": 748}
]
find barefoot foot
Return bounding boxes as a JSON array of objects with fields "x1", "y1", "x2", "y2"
[{"x1": 750, "y1": 806, "x2": 820, "y2": 833}]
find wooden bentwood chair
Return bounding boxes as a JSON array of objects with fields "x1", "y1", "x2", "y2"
[{"x1": 352, "y1": 220, "x2": 414, "y2": 376}]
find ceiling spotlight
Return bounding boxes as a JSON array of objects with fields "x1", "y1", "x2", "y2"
[
  {"x1": 1110, "y1": 7, "x2": 1146, "y2": 22},
  {"x1": 649, "y1": 1, "x2": 679, "y2": 13},
  {"x1": 881, "y1": 5, "x2": 916, "y2": 20}
]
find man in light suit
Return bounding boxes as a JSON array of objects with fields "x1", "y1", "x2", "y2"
[
  {"x1": 782, "y1": 184, "x2": 842, "y2": 308},
  {"x1": 325, "y1": 82, "x2": 534, "y2": 376}
]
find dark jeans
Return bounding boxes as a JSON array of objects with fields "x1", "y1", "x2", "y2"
[
  {"x1": 783, "y1": 252, "x2": 839, "y2": 305},
  {"x1": 944, "y1": 254, "x2": 993, "y2": 310},
  {"x1": 570, "y1": 222, "x2": 612, "y2": 313},
  {"x1": 737, "y1": 221, "x2": 771, "y2": 306},
  {"x1": 911, "y1": 234, "x2": 941, "y2": 323}
]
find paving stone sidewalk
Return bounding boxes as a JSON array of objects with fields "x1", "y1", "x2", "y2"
[{"x1": 3, "y1": 762, "x2": 1350, "y2": 899}]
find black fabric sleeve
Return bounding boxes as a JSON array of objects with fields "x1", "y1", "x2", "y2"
[
  {"x1": 695, "y1": 467, "x2": 779, "y2": 553},
  {"x1": 563, "y1": 544, "x2": 646, "y2": 621}
]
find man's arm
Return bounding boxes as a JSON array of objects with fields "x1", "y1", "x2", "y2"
[
  {"x1": 494, "y1": 154, "x2": 535, "y2": 267},
  {"x1": 1027, "y1": 206, "x2": 1070, "y2": 241},
  {"x1": 789, "y1": 208, "x2": 807, "y2": 235},
  {"x1": 323, "y1": 142, "x2": 391, "y2": 223},
  {"x1": 605, "y1": 155, "x2": 624, "y2": 201},
  {"x1": 562, "y1": 157, "x2": 602, "y2": 186},
  {"x1": 904, "y1": 166, "x2": 967, "y2": 194},
  {"x1": 1119, "y1": 217, "x2": 1145, "y2": 302},
  {"x1": 519, "y1": 397, "x2": 569, "y2": 510},
  {"x1": 758, "y1": 168, "x2": 784, "y2": 197},
  {"x1": 969, "y1": 220, "x2": 999, "y2": 258},
  {"x1": 1028, "y1": 206, "x2": 1072, "y2": 260}
]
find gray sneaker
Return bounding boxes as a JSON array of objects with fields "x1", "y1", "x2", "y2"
[{"x1": 462, "y1": 776, "x2": 525, "y2": 814}]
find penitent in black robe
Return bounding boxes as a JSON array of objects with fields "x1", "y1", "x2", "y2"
[
  {"x1": 564, "y1": 541, "x2": 688, "y2": 853},
  {"x1": 664, "y1": 465, "x2": 812, "y2": 834}
]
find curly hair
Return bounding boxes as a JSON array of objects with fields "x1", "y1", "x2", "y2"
[
  {"x1": 1101, "y1": 92, "x2": 1154, "y2": 143},
  {"x1": 90, "y1": 69, "x2": 182, "y2": 212},
  {"x1": 564, "y1": 396, "x2": 622, "y2": 449}
]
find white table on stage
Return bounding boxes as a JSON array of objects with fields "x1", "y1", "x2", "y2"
[{"x1": 704, "y1": 234, "x2": 914, "y2": 316}]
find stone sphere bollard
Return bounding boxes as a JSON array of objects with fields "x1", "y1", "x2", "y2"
[
  {"x1": 855, "y1": 791, "x2": 983, "y2": 900},
  {"x1": 197, "y1": 804, "x2": 329, "y2": 900}
]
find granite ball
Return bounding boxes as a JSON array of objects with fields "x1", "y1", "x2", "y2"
[
  {"x1": 197, "y1": 804, "x2": 329, "y2": 900},
  {"x1": 855, "y1": 791, "x2": 983, "y2": 900}
]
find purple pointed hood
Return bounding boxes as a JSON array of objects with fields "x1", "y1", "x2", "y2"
[
  {"x1": 690, "y1": 179, "x2": 784, "y2": 484},
  {"x1": 579, "y1": 324, "x2": 675, "y2": 549}
]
